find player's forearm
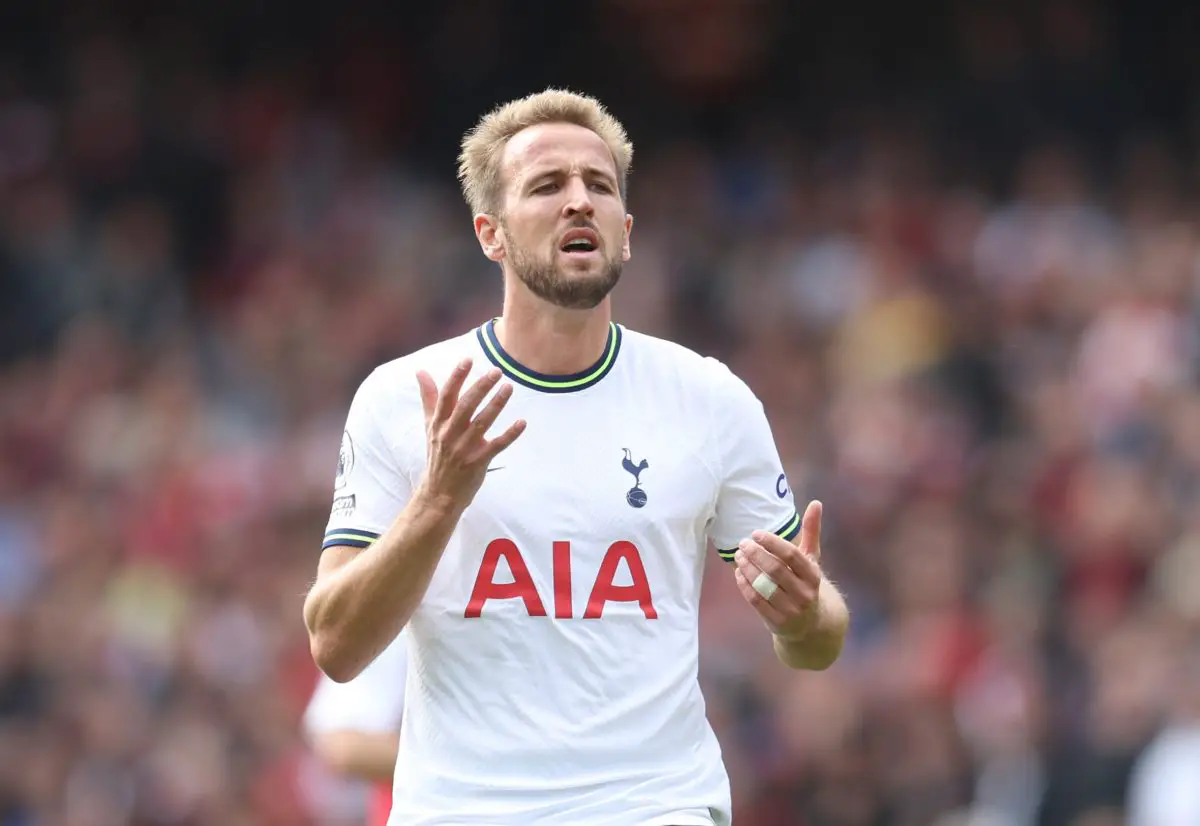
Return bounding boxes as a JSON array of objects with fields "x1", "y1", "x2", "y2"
[
  {"x1": 772, "y1": 577, "x2": 849, "y2": 670},
  {"x1": 305, "y1": 486, "x2": 462, "y2": 681},
  {"x1": 312, "y1": 731, "x2": 400, "y2": 782}
]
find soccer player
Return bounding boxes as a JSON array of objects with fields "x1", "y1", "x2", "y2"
[
  {"x1": 303, "y1": 89, "x2": 850, "y2": 826},
  {"x1": 302, "y1": 631, "x2": 407, "y2": 826}
]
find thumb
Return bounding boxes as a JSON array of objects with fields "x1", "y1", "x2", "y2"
[
  {"x1": 416, "y1": 370, "x2": 438, "y2": 427},
  {"x1": 794, "y1": 500, "x2": 822, "y2": 561}
]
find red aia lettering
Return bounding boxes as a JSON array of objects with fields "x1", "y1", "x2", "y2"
[
  {"x1": 585, "y1": 540, "x2": 657, "y2": 619},
  {"x1": 464, "y1": 539, "x2": 547, "y2": 619},
  {"x1": 465, "y1": 539, "x2": 657, "y2": 620},
  {"x1": 553, "y1": 540, "x2": 572, "y2": 619}
]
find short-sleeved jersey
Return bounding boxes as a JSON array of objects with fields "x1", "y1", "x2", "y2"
[{"x1": 323, "y1": 320, "x2": 799, "y2": 826}]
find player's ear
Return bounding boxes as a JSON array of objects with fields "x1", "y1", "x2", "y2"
[
  {"x1": 621, "y1": 213, "x2": 633, "y2": 262},
  {"x1": 474, "y1": 214, "x2": 505, "y2": 262}
]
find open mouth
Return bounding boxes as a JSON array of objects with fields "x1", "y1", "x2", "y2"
[
  {"x1": 559, "y1": 230, "x2": 599, "y2": 255},
  {"x1": 561, "y1": 240, "x2": 597, "y2": 253}
]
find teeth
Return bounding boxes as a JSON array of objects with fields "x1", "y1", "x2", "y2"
[{"x1": 564, "y1": 239, "x2": 595, "y2": 251}]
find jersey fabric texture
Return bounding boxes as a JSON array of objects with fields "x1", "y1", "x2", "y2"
[{"x1": 323, "y1": 320, "x2": 800, "y2": 826}]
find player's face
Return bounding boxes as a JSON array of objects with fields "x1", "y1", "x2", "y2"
[{"x1": 485, "y1": 122, "x2": 632, "y2": 310}]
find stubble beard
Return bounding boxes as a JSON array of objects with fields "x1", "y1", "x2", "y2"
[{"x1": 506, "y1": 237, "x2": 623, "y2": 311}]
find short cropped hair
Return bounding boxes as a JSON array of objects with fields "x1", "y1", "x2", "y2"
[{"x1": 457, "y1": 88, "x2": 633, "y2": 216}]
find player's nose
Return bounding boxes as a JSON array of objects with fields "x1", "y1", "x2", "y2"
[{"x1": 561, "y1": 177, "x2": 594, "y2": 217}]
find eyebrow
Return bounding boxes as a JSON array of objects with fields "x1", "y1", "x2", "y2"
[{"x1": 525, "y1": 165, "x2": 617, "y2": 186}]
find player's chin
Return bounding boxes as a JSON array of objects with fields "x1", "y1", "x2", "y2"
[
  {"x1": 558, "y1": 260, "x2": 617, "y2": 288},
  {"x1": 549, "y1": 270, "x2": 619, "y2": 310}
]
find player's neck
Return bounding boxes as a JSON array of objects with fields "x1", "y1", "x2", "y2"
[{"x1": 495, "y1": 298, "x2": 613, "y2": 376}]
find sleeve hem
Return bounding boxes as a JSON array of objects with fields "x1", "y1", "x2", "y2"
[
  {"x1": 714, "y1": 510, "x2": 801, "y2": 563},
  {"x1": 321, "y1": 528, "x2": 383, "y2": 550}
]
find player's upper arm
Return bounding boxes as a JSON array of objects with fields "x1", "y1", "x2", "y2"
[
  {"x1": 704, "y1": 360, "x2": 800, "y2": 562},
  {"x1": 313, "y1": 544, "x2": 362, "y2": 586},
  {"x1": 319, "y1": 367, "x2": 417, "y2": 562}
]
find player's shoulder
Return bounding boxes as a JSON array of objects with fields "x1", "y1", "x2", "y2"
[{"x1": 620, "y1": 326, "x2": 749, "y2": 395}]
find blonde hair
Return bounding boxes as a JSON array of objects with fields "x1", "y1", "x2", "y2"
[{"x1": 457, "y1": 88, "x2": 633, "y2": 216}]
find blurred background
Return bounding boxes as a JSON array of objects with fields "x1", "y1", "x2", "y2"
[{"x1": 3, "y1": 0, "x2": 1200, "y2": 824}]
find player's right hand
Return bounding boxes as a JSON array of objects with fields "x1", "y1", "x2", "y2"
[{"x1": 415, "y1": 358, "x2": 526, "y2": 509}]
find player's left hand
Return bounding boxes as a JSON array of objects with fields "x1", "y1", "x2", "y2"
[{"x1": 733, "y1": 500, "x2": 823, "y2": 640}]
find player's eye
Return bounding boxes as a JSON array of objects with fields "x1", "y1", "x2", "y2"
[
  {"x1": 590, "y1": 182, "x2": 613, "y2": 194},
  {"x1": 532, "y1": 182, "x2": 558, "y2": 194}
]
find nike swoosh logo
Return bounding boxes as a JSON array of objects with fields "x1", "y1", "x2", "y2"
[{"x1": 486, "y1": 466, "x2": 505, "y2": 473}]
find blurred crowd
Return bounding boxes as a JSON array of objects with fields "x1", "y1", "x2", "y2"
[{"x1": 4, "y1": 1, "x2": 1200, "y2": 825}]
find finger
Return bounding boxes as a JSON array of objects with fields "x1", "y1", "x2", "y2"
[
  {"x1": 735, "y1": 545, "x2": 803, "y2": 616},
  {"x1": 483, "y1": 418, "x2": 527, "y2": 458},
  {"x1": 434, "y1": 358, "x2": 474, "y2": 425},
  {"x1": 734, "y1": 567, "x2": 789, "y2": 627},
  {"x1": 796, "y1": 500, "x2": 823, "y2": 561},
  {"x1": 753, "y1": 530, "x2": 821, "y2": 586},
  {"x1": 468, "y1": 381, "x2": 513, "y2": 438},
  {"x1": 448, "y1": 368, "x2": 502, "y2": 432},
  {"x1": 416, "y1": 371, "x2": 438, "y2": 426},
  {"x1": 739, "y1": 541, "x2": 813, "y2": 609}
]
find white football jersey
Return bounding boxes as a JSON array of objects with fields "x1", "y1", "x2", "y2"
[{"x1": 323, "y1": 320, "x2": 800, "y2": 826}]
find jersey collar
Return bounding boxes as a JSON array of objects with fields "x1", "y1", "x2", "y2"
[{"x1": 476, "y1": 318, "x2": 622, "y2": 394}]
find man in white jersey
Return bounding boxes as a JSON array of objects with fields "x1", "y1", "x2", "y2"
[
  {"x1": 304, "y1": 89, "x2": 850, "y2": 826},
  {"x1": 303, "y1": 631, "x2": 407, "y2": 826}
]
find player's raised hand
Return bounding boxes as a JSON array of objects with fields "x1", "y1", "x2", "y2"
[
  {"x1": 415, "y1": 358, "x2": 526, "y2": 508},
  {"x1": 732, "y1": 500, "x2": 824, "y2": 639}
]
